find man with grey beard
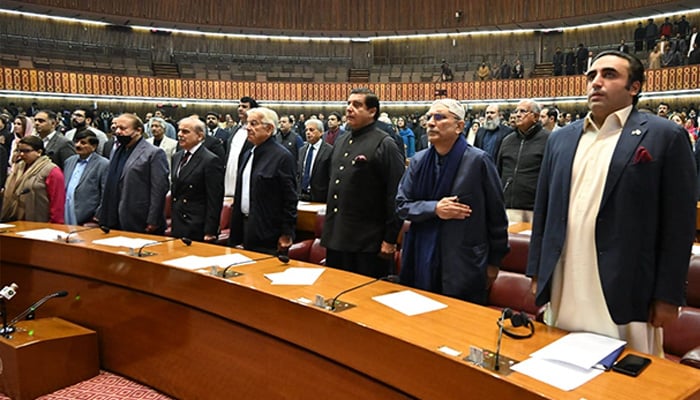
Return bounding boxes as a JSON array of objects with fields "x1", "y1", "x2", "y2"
[{"x1": 474, "y1": 104, "x2": 512, "y2": 161}]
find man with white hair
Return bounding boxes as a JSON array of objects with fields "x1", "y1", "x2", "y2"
[
  {"x1": 396, "y1": 98, "x2": 509, "y2": 304},
  {"x1": 229, "y1": 107, "x2": 297, "y2": 255}
]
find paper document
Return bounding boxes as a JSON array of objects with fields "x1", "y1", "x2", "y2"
[
  {"x1": 511, "y1": 332, "x2": 625, "y2": 391},
  {"x1": 92, "y1": 236, "x2": 157, "y2": 249},
  {"x1": 372, "y1": 290, "x2": 447, "y2": 316},
  {"x1": 264, "y1": 267, "x2": 325, "y2": 285},
  {"x1": 297, "y1": 202, "x2": 327, "y2": 213},
  {"x1": 17, "y1": 228, "x2": 67, "y2": 241},
  {"x1": 163, "y1": 253, "x2": 254, "y2": 271},
  {"x1": 692, "y1": 245, "x2": 700, "y2": 256},
  {"x1": 0, "y1": 223, "x2": 15, "y2": 229}
]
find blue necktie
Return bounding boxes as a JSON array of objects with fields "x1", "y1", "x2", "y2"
[{"x1": 301, "y1": 145, "x2": 314, "y2": 191}]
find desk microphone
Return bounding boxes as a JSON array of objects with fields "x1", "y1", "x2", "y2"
[
  {"x1": 326, "y1": 274, "x2": 399, "y2": 311},
  {"x1": 134, "y1": 237, "x2": 192, "y2": 257},
  {"x1": 63, "y1": 225, "x2": 110, "y2": 243},
  {"x1": 1, "y1": 290, "x2": 68, "y2": 336},
  {"x1": 218, "y1": 252, "x2": 290, "y2": 278},
  {"x1": 0, "y1": 283, "x2": 18, "y2": 337},
  {"x1": 494, "y1": 307, "x2": 510, "y2": 371}
]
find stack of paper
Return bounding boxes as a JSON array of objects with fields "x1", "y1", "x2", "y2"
[
  {"x1": 163, "y1": 253, "x2": 253, "y2": 271},
  {"x1": 372, "y1": 290, "x2": 448, "y2": 316},
  {"x1": 264, "y1": 267, "x2": 325, "y2": 285},
  {"x1": 92, "y1": 236, "x2": 158, "y2": 249},
  {"x1": 16, "y1": 228, "x2": 68, "y2": 241},
  {"x1": 511, "y1": 332, "x2": 626, "y2": 391}
]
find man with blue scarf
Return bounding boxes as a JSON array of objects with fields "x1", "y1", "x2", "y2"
[{"x1": 396, "y1": 99, "x2": 509, "y2": 304}]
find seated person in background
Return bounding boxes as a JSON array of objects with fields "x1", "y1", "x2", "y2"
[
  {"x1": 397, "y1": 98, "x2": 509, "y2": 304},
  {"x1": 1, "y1": 136, "x2": 65, "y2": 223},
  {"x1": 63, "y1": 131, "x2": 109, "y2": 225}
]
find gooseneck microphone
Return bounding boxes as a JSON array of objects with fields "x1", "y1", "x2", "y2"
[
  {"x1": 494, "y1": 307, "x2": 510, "y2": 371},
  {"x1": 219, "y1": 252, "x2": 290, "y2": 278},
  {"x1": 0, "y1": 283, "x2": 19, "y2": 337},
  {"x1": 1, "y1": 290, "x2": 69, "y2": 337},
  {"x1": 135, "y1": 237, "x2": 192, "y2": 257},
  {"x1": 327, "y1": 274, "x2": 399, "y2": 311},
  {"x1": 64, "y1": 225, "x2": 110, "y2": 243}
]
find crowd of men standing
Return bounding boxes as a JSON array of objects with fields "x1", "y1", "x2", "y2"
[{"x1": 0, "y1": 50, "x2": 697, "y2": 358}]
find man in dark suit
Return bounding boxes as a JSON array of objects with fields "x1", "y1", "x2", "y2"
[
  {"x1": 34, "y1": 110, "x2": 75, "y2": 170},
  {"x1": 98, "y1": 113, "x2": 170, "y2": 235},
  {"x1": 171, "y1": 117, "x2": 224, "y2": 242},
  {"x1": 297, "y1": 119, "x2": 332, "y2": 202},
  {"x1": 205, "y1": 111, "x2": 231, "y2": 143},
  {"x1": 527, "y1": 51, "x2": 696, "y2": 355},
  {"x1": 63, "y1": 131, "x2": 109, "y2": 225},
  {"x1": 223, "y1": 97, "x2": 257, "y2": 198},
  {"x1": 275, "y1": 115, "x2": 303, "y2": 163},
  {"x1": 229, "y1": 107, "x2": 297, "y2": 255},
  {"x1": 474, "y1": 104, "x2": 512, "y2": 161},
  {"x1": 321, "y1": 88, "x2": 405, "y2": 278}
]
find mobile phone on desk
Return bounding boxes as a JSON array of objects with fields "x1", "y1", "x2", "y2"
[{"x1": 612, "y1": 354, "x2": 651, "y2": 377}]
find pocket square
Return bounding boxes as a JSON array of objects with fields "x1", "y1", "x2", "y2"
[{"x1": 633, "y1": 146, "x2": 653, "y2": 164}]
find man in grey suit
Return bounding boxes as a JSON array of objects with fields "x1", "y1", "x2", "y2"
[
  {"x1": 297, "y1": 119, "x2": 332, "y2": 202},
  {"x1": 34, "y1": 110, "x2": 75, "y2": 170},
  {"x1": 98, "y1": 113, "x2": 170, "y2": 235},
  {"x1": 63, "y1": 131, "x2": 109, "y2": 225}
]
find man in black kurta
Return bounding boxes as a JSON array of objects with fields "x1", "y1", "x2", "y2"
[{"x1": 321, "y1": 88, "x2": 405, "y2": 278}]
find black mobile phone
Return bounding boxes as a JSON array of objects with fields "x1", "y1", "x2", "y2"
[{"x1": 612, "y1": 354, "x2": 651, "y2": 377}]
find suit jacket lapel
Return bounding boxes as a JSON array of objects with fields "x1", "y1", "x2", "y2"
[
  {"x1": 600, "y1": 109, "x2": 647, "y2": 207},
  {"x1": 557, "y1": 121, "x2": 584, "y2": 208},
  {"x1": 76, "y1": 156, "x2": 94, "y2": 188},
  {"x1": 311, "y1": 143, "x2": 325, "y2": 175},
  {"x1": 178, "y1": 149, "x2": 201, "y2": 182},
  {"x1": 122, "y1": 139, "x2": 146, "y2": 180}
]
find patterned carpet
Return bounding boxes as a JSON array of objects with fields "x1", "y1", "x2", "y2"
[{"x1": 0, "y1": 370, "x2": 173, "y2": 400}]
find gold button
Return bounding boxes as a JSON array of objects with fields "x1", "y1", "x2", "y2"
[
  {"x1": 344, "y1": 152, "x2": 349, "y2": 157},
  {"x1": 339, "y1": 166, "x2": 344, "y2": 170},
  {"x1": 335, "y1": 179, "x2": 340, "y2": 184},
  {"x1": 333, "y1": 208, "x2": 338, "y2": 212},
  {"x1": 333, "y1": 194, "x2": 338, "y2": 199},
  {"x1": 349, "y1": 139, "x2": 353, "y2": 144}
]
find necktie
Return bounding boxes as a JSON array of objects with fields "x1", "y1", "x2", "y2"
[
  {"x1": 177, "y1": 151, "x2": 191, "y2": 177},
  {"x1": 301, "y1": 145, "x2": 314, "y2": 191}
]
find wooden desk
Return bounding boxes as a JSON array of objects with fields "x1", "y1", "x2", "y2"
[
  {"x1": 297, "y1": 201, "x2": 325, "y2": 234},
  {"x1": 1, "y1": 222, "x2": 699, "y2": 400},
  {"x1": 508, "y1": 222, "x2": 532, "y2": 234}
]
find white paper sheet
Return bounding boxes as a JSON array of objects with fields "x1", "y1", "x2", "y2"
[
  {"x1": 264, "y1": 267, "x2": 325, "y2": 285},
  {"x1": 511, "y1": 357, "x2": 604, "y2": 391},
  {"x1": 0, "y1": 223, "x2": 15, "y2": 229},
  {"x1": 372, "y1": 290, "x2": 447, "y2": 316},
  {"x1": 16, "y1": 228, "x2": 67, "y2": 241},
  {"x1": 529, "y1": 332, "x2": 626, "y2": 370},
  {"x1": 692, "y1": 245, "x2": 700, "y2": 256},
  {"x1": 297, "y1": 202, "x2": 327, "y2": 213},
  {"x1": 92, "y1": 236, "x2": 157, "y2": 249},
  {"x1": 162, "y1": 253, "x2": 254, "y2": 271}
]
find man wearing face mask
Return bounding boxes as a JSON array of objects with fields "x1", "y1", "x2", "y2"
[
  {"x1": 64, "y1": 108, "x2": 108, "y2": 155},
  {"x1": 98, "y1": 113, "x2": 169, "y2": 234}
]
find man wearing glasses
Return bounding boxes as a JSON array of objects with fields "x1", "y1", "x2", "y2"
[
  {"x1": 64, "y1": 108, "x2": 108, "y2": 154},
  {"x1": 396, "y1": 99, "x2": 508, "y2": 304},
  {"x1": 496, "y1": 99, "x2": 550, "y2": 223}
]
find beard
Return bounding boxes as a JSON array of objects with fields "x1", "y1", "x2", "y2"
[
  {"x1": 72, "y1": 120, "x2": 86, "y2": 129},
  {"x1": 484, "y1": 118, "x2": 499, "y2": 130}
]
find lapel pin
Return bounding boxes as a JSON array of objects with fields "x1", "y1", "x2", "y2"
[{"x1": 631, "y1": 129, "x2": 641, "y2": 136}]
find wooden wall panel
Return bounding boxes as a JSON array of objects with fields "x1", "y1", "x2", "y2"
[
  {"x1": 1, "y1": 65, "x2": 697, "y2": 102},
  {"x1": 6, "y1": 0, "x2": 687, "y2": 35}
]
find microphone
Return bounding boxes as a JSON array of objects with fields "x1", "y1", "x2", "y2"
[
  {"x1": 1, "y1": 290, "x2": 68, "y2": 337},
  {"x1": 63, "y1": 225, "x2": 110, "y2": 243},
  {"x1": 324, "y1": 274, "x2": 400, "y2": 312},
  {"x1": 217, "y1": 252, "x2": 290, "y2": 278},
  {"x1": 0, "y1": 283, "x2": 18, "y2": 300},
  {"x1": 494, "y1": 307, "x2": 511, "y2": 371},
  {"x1": 134, "y1": 237, "x2": 192, "y2": 257}
]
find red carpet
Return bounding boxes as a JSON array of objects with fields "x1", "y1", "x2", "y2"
[{"x1": 0, "y1": 370, "x2": 173, "y2": 399}]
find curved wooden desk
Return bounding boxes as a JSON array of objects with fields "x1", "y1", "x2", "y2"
[{"x1": 1, "y1": 222, "x2": 699, "y2": 399}]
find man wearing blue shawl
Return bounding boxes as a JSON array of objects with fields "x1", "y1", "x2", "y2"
[{"x1": 396, "y1": 99, "x2": 509, "y2": 304}]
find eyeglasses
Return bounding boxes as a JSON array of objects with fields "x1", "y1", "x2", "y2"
[
  {"x1": 514, "y1": 109, "x2": 532, "y2": 115},
  {"x1": 426, "y1": 113, "x2": 451, "y2": 121},
  {"x1": 17, "y1": 148, "x2": 36, "y2": 154}
]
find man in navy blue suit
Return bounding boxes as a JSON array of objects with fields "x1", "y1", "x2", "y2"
[{"x1": 527, "y1": 50, "x2": 696, "y2": 355}]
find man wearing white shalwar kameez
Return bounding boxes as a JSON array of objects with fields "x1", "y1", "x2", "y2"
[{"x1": 527, "y1": 51, "x2": 696, "y2": 356}]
